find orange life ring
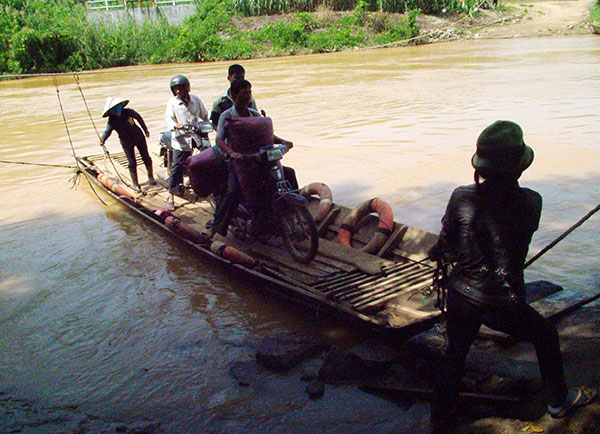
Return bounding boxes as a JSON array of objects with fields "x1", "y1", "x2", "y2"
[
  {"x1": 299, "y1": 182, "x2": 333, "y2": 223},
  {"x1": 337, "y1": 198, "x2": 394, "y2": 254}
]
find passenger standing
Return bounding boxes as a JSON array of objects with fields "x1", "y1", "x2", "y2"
[
  {"x1": 427, "y1": 120, "x2": 596, "y2": 431},
  {"x1": 165, "y1": 74, "x2": 209, "y2": 211},
  {"x1": 99, "y1": 97, "x2": 154, "y2": 192},
  {"x1": 210, "y1": 64, "x2": 258, "y2": 129}
]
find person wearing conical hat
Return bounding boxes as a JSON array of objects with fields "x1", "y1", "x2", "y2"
[
  {"x1": 427, "y1": 121, "x2": 596, "y2": 431},
  {"x1": 100, "y1": 97, "x2": 155, "y2": 192}
]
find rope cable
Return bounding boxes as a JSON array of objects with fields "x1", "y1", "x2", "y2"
[
  {"x1": 524, "y1": 202, "x2": 600, "y2": 269},
  {"x1": 54, "y1": 76, "x2": 108, "y2": 206},
  {"x1": 0, "y1": 160, "x2": 77, "y2": 169}
]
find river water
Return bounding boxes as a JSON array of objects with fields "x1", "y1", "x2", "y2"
[{"x1": 1, "y1": 36, "x2": 599, "y2": 432}]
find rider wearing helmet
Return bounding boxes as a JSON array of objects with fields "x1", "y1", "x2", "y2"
[
  {"x1": 165, "y1": 74, "x2": 209, "y2": 210},
  {"x1": 169, "y1": 74, "x2": 190, "y2": 95}
]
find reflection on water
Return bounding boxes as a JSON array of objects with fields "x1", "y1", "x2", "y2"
[{"x1": 0, "y1": 36, "x2": 599, "y2": 431}]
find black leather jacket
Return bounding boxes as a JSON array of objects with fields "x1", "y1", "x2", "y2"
[{"x1": 430, "y1": 179, "x2": 542, "y2": 305}]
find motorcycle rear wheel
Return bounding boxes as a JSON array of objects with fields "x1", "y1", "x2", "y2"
[{"x1": 279, "y1": 206, "x2": 318, "y2": 264}]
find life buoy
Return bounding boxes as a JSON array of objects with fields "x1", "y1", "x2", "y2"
[
  {"x1": 299, "y1": 182, "x2": 333, "y2": 223},
  {"x1": 98, "y1": 173, "x2": 137, "y2": 202},
  {"x1": 337, "y1": 198, "x2": 394, "y2": 254}
]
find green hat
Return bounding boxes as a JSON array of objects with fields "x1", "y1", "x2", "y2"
[
  {"x1": 102, "y1": 97, "x2": 129, "y2": 117},
  {"x1": 471, "y1": 120, "x2": 534, "y2": 174}
]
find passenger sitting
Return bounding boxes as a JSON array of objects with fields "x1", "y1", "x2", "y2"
[{"x1": 208, "y1": 79, "x2": 293, "y2": 238}]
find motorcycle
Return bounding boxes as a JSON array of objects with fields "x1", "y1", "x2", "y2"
[
  {"x1": 158, "y1": 121, "x2": 214, "y2": 170},
  {"x1": 228, "y1": 144, "x2": 319, "y2": 264}
]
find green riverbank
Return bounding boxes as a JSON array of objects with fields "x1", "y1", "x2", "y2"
[{"x1": 1, "y1": 0, "x2": 480, "y2": 75}]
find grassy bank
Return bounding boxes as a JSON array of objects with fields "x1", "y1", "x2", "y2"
[
  {"x1": 591, "y1": 0, "x2": 600, "y2": 25},
  {"x1": 0, "y1": 0, "x2": 479, "y2": 75}
]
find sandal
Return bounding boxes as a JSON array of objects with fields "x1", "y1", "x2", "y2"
[
  {"x1": 548, "y1": 386, "x2": 597, "y2": 418},
  {"x1": 166, "y1": 201, "x2": 175, "y2": 211}
]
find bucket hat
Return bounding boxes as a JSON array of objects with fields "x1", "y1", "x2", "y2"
[
  {"x1": 102, "y1": 97, "x2": 129, "y2": 117},
  {"x1": 471, "y1": 120, "x2": 534, "y2": 174}
]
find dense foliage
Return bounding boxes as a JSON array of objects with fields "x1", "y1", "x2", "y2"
[
  {"x1": 0, "y1": 0, "x2": 475, "y2": 75},
  {"x1": 591, "y1": 0, "x2": 600, "y2": 23},
  {"x1": 230, "y1": 0, "x2": 478, "y2": 15}
]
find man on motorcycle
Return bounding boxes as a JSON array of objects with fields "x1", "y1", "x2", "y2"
[
  {"x1": 210, "y1": 64, "x2": 258, "y2": 129},
  {"x1": 165, "y1": 74, "x2": 209, "y2": 211},
  {"x1": 208, "y1": 79, "x2": 293, "y2": 238}
]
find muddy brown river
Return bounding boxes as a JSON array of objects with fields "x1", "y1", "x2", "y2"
[{"x1": 1, "y1": 36, "x2": 599, "y2": 432}]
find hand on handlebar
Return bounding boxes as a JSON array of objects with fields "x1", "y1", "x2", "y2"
[{"x1": 230, "y1": 151, "x2": 243, "y2": 160}]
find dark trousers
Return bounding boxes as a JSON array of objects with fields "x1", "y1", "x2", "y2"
[
  {"x1": 433, "y1": 289, "x2": 568, "y2": 415},
  {"x1": 212, "y1": 162, "x2": 240, "y2": 236},
  {"x1": 168, "y1": 149, "x2": 192, "y2": 194},
  {"x1": 212, "y1": 164, "x2": 298, "y2": 236},
  {"x1": 122, "y1": 140, "x2": 152, "y2": 172}
]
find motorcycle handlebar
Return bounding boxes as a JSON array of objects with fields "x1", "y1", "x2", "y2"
[{"x1": 239, "y1": 144, "x2": 289, "y2": 160}]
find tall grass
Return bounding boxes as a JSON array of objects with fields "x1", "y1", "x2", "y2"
[{"x1": 230, "y1": 0, "x2": 478, "y2": 15}]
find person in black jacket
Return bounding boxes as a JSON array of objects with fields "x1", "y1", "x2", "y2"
[
  {"x1": 100, "y1": 97, "x2": 155, "y2": 192},
  {"x1": 427, "y1": 120, "x2": 596, "y2": 431}
]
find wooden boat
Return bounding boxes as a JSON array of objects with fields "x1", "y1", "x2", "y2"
[
  {"x1": 76, "y1": 146, "x2": 600, "y2": 344},
  {"x1": 76, "y1": 150, "x2": 442, "y2": 339}
]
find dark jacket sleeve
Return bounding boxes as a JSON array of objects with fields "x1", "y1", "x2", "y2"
[
  {"x1": 100, "y1": 121, "x2": 114, "y2": 143},
  {"x1": 129, "y1": 109, "x2": 148, "y2": 134},
  {"x1": 428, "y1": 187, "x2": 467, "y2": 260}
]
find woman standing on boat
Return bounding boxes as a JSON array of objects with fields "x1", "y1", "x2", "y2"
[
  {"x1": 427, "y1": 120, "x2": 596, "y2": 431},
  {"x1": 100, "y1": 97, "x2": 155, "y2": 192}
]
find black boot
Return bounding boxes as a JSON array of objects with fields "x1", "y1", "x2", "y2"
[
  {"x1": 129, "y1": 170, "x2": 141, "y2": 192},
  {"x1": 146, "y1": 164, "x2": 157, "y2": 185}
]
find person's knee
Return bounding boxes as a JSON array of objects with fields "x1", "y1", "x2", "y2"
[{"x1": 530, "y1": 320, "x2": 560, "y2": 348}]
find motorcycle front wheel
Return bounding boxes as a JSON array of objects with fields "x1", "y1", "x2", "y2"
[{"x1": 279, "y1": 206, "x2": 318, "y2": 264}]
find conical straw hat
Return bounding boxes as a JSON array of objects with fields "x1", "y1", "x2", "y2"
[{"x1": 102, "y1": 97, "x2": 129, "y2": 117}]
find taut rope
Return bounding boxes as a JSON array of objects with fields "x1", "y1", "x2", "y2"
[
  {"x1": 524, "y1": 202, "x2": 600, "y2": 269},
  {"x1": 54, "y1": 76, "x2": 107, "y2": 206},
  {"x1": 0, "y1": 160, "x2": 76, "y2": 169}
]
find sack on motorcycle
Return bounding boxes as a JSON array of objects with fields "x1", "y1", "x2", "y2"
[
  {"x1": 227, "y1": 116, "x2": 275, "y2": 212},
  {"x1": 226, "y1": 116, "x2": 274, "y2": 154},
  {"x1": 185, "y1": 146, "x2": 227, "y2": 198}
]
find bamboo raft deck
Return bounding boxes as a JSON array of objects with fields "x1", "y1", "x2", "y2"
[
  {"x1": 77, "y1": 151, "x2": 442, "y2": 338},
  {"x1": 76, "y1": 149, "x2": 600, "y2": 340}
]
